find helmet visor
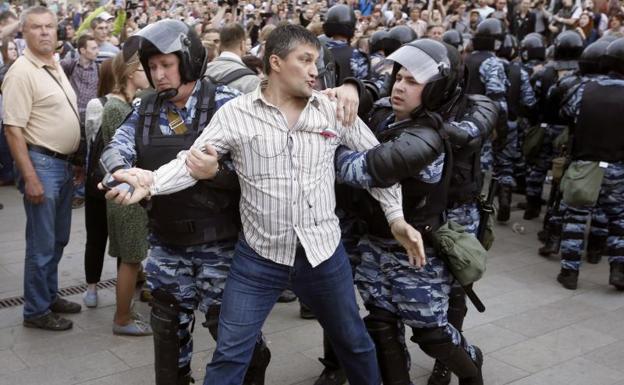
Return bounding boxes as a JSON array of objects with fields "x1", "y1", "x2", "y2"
[
  {"x1": 387, "y1": 45, "x2": 449, "y2": 84},
  {"x1": 131, "y1": 20, "x2": 189, "y2": 55}
]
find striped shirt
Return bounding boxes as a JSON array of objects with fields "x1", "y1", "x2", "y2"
[{"x1": 150, "y1": 83, "x2": 404, "y2": 267}]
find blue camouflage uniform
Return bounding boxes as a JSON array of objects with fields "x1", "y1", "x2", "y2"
[
  {"x1": 509, "y1": 67, "x2": 538, "y2": 186},
  {"x1": 479, "y1": 56, "x2": 508, "y2": 177},
  {"x1": 369, "y1": 52, "x2": 393, "y2": 96},
  {"x1": 337, "y1": 113, "x2": 479, "y2": 368},
  {"x1": 558, "y1": 77, "x2": 624, "y2": 271},
  {"x1": 325, "y1": 39, "x2": 370, "y2": 80},
  {"x1": 106, "y1": 81, "x2": 241, "y2": 370}
]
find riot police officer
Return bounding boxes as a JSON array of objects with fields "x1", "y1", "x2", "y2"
[
  {"x1": 99, "y1": 20, "x2": 270, "y2": 385},
  {"x1": 464, "y1": 18, "x2": 511, "y2": 223},
  {"x1": 322, "y1": 4, "x2": 369, "y2": 82},
  {"x1": 339, "y1": 39, "x2": 485, "y2": 385}
]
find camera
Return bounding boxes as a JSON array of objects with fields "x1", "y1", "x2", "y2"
[{"x1": 126, "y1": 0, "x2": 139, "y2": 10}]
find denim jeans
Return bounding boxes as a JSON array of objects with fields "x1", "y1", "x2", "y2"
[
  {"x1": 203, "y1": 238, "x2": 381, "y2": 385},
  {"x1": 17, "y1": 151, "x2": 73, "y2": 319}
]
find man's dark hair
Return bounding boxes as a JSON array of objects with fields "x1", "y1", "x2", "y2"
[
  {"x1": 77, "y1": 33, "x2": 96, "y2": 51},
  {"x1": 263, "y1": 24, "x2": 320, "y2": 75},
  {"x1": 220, "y1": 22, "x2": 246, "y2": 50},
  {"x1": 0, "y1": 11, "x2": 17, "y2": 25}
]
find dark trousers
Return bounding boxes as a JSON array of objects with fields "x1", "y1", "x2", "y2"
[{"x1": 84, "y1": 192, "x2": 108, "y2": 284}]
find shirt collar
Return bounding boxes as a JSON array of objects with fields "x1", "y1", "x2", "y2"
[
  {"x1": 23, "y1": 47, "x2": 55, "y2": 69},
  {"x1": 251, "y1": 80, "x2": 321, "y2": 109}
]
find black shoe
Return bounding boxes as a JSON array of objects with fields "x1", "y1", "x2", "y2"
[
  {"x1": 50, "y1": 297, "x2": 82, "y2": 314},
  {"x1": 609, "y1": 262, "x2": 624, "y2": 291},
  {"x1": 428, "y1": 359, "x2": 451, "y2": 385},
  {"x1": 537, "y1": 229, "x2": 549, "y2": 243},
  {"x1": 557, "y1": 268, "x2": 579, "y2": 290},
  {"x1": 538, "y1": 235, "x2": 561, "y2": 257},
  {"x1": 513, "y1": 176, "x2": 526, "y2": 195},
  {"x1": 277, "y1": 289, "x2": 297, "y2": 303},
  {"x1": 523, "y1": 196, "x2": 542, "y2": 220},
  {"x1": 23, "y1": 312, "x2": 73, "y2": 331},
  {"x1": 313, "y1": 360, "x2": 347, "y2": 385},
  {"x1": 300, "y1": 302, "x2": 316, "y2": 319},
  {"x1": 458, "y1": 346, "x2": 483, "y2": 385},
  {"x1": 586, "y1": 249, "x2": 602, "y2": 264},
  {"x1": 497, "y1": 186, "x2": 512, "y2": 223},
  {"x1": 244, "y1": 342, "x2": 271, "y2": 385}
]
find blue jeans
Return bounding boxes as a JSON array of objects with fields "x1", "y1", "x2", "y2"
[
  {"x1": 204, "y1": 238, "x2": 381, "y2": 385},
  {"x1": 17, "y1": 151, "x2": 73, "y2": 319}
]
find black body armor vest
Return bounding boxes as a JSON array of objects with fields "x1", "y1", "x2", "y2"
[
  {"x1": 572, "y1": 80, "x2": 624, "y2": 162},
  {"x1": 505, "y1": 61, "x2": 522, "y2": 121},
  {"x1": 135, "y1": 79, "x2": 241, "y2": 247},
  {"x1": 465, "y1": 51, "x2": 495, "y2": 95}
]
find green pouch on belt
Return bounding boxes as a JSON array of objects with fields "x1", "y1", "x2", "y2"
[
  {"x1": 430, "y1": 221, "x2": 488, "y2": 286},
  {"x1": 561, "y1": 160, "x2": 606, "y2": 207}
]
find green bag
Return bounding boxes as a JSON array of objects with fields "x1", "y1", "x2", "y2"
[
  {"x1": 561, "y1": 160, "x2": 606, "y2": 207},
  {"x1": 522, "y1": 123, "x2": 546, "y2": 163},
  {"x1": 430, "y1": 221, "x2": 488, "y2": 286}
]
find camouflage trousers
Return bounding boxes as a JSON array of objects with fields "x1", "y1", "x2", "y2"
[
  {"x1": 447, "y1": 202, "x2": 481, "y2": 237},
  {"x1": 355, "y1": 236, "x2": 473, "y2": 357},
  {"x1": 494, "y1": 120, "x2": 519, "y2": 188},
  {"x1": 526, "y1": 124, "x2": 566, "y2": 200},
  {"x1": 480, "y1": 139, "x2": 494, "y2": 174},
  {"x1": 146, "y1": 238, "x2": 235, "y2": 370},
  {"x1": 512, "y1": 119, "x2": 528, "y2": 182},
  {"x1": 561, "y1": 162, "x2": 624, "y2": 270}
]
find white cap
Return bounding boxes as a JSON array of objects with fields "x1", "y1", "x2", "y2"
[{"x1": 98, "y1": 11, "x2": 115, "y2": 21}]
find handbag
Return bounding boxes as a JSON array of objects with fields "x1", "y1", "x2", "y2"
[{"x1": 560, "y1": 160, "x2": 606, "y2": 207}]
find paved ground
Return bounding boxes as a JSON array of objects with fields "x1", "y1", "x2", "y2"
[{"x1": 1, "y1": 184, "x2": 623, "y2": 385}]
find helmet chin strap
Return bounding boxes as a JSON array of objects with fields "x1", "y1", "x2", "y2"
[{"x1": 157, "y1": 82, "x2": 183, "y2": 100}]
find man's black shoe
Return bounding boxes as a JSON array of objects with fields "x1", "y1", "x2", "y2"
[
  {"x1": 539, "y1": 235, "x2": 561, "y2": 257},
  {"x1": 497, "y1": 186, "x2": 512, "y2": 222},
  {"x1": 300, "y1": 302, "x2": 316, "y2": 319},
  {"x1": 523, "y1": 197, "x2": 542, "y2": 220},
  {"x1": 428, "y1": 359, "x2": 451, "y2": 385},
  {"x1": 586, "y1": 249, "x2": 602, "y2": 264},
  {"x1": 313, "y1": 359, "x2": 347, "y2": 385},
  {"x1": 458, "y1": 346, "x2": 483, "y2": 385},
  {"x1": 50, "y1": 297, "x2": 82, "y2": 314},
  {"x1": 23, "y1": 312, "x2": 73, "y2": 331},
  {"x1": 609, "y1": 262, "x2": 624, "y2": 290},
  {"x1": 557, "y1": 268, "x2": 579, "y2": 290},
  {"x1": 277, "y1": 289, "x2": 297, "y2": 303}
]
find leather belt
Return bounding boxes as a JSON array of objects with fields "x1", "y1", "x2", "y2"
[{"x1": 27, "y1": 144, "x2": 74, "y2": 162}]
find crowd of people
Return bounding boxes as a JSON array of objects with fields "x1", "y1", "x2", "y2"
[{"x1": 0, "y1": 0, "x2": 623, "y2": 385}]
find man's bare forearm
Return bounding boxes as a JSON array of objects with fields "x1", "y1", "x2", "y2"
[{"x1": 4, "y1": 125, "x2": 37, "y2": 181}]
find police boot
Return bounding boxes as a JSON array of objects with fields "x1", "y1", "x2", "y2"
[
  {"x1": 556, "y1": 268, "x2": 579, "y2": 290},
  {"x1": 513, "y1": 175, "x2": 526, "y2": 195},
  {"x1": 523, "y1": 196, "x2": 542, "y2": 220},
  {"x1": 412, "y1": 328, "x2": 482, "y2": 385},
  {"x1": 609, "y1": 262, "x2": 624, "y2": 291},
  {"x1": 497, "y1": 185, "x2": 512, "y2": 222},
  {"x1": 150, "y1": 289, "x2": 185, "y2": 385},
  {"x1": 365, "y1": 313, "x2": 411, "y2": 385},
  {"x1": 299, "y1": 301, "x2": 316, "y2": 319},
  {"x1": 243, "y1": 340, "x2": 271, "y2": 385},
  {"x1": 313, "y1": 335, "x2": 346, "y2": 385},
  {"x1": 586, "y1": 234, "x2": 604, "y2": 264},
  {"x1": 538, "y1": 225, "x2": 561, "y2": 257},
  {"x1": 427, "y1": 288, "x2": 468, "y2": 385},
  {"x1": 537, "y1": 228, "x2": 549, "y2": 243}
]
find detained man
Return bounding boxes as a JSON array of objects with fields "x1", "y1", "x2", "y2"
[{"x1": 103, "y1": 24, "x2": 425, "y2": 385}]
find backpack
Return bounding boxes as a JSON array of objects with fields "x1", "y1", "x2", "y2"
[{"x1": 85, "y1": 96, "x2": 109, "y2": 199}]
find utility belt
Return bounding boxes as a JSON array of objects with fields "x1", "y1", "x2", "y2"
[
  {"x1": 28, "y1": 144, "x2": 75, "y2": 163},
  {"x1": 149, "y1": 211, "x2": 240, "y2": 247}
]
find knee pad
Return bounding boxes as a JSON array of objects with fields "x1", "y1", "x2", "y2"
[
  {"x1": 363, "y1": 306, "x2": 398, "y2": 326},
  {"x1": 411, "y1": 327, "x2": 478, "y2": 379},
  {"x1": 447, "y1": 287, "x2": 467, "y2": 331}
]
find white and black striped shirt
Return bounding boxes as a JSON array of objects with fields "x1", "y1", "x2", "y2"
[{"x1": 151, "y1": 84, "x2": 404, "y2": 267}]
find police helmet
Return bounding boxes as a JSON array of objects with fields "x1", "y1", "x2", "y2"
[
  {"x1": 127, "y1": 19, "x2": 207, "y2": 88},
  {"x1": 524, "y1": 32, "x2": 545, "y2": 43},
  {"x1": 554, "y1": 30, "x2": 584, "y2": 60},
  {"x1": 605, "y1": 37, "x2": 624, "y2": 75},
  {"x1": 385, "y1": 25, "x2": 418, "y2": 56},
  {"x1": 597, "y1": 34, "x2": 619, "y2": 44},
  {"x1": 442, "y1": 30, "x2": 464, "y2": 49},
  {"x1": 520, "y1": 34, "x2": 546, "y2": 62},
  {"x1": 472, "y1": 18, "x2": 505, "y2": 51},
  {"x1": 578, "y1": 40, "x2": 610, "y2": 75},
  {"x1": 370, "y1": 30, "x2": 390, "y2": 54},
  {"x1": 323, "y1": 5, "x2": 357, "y2": 39},
  {"x1": 388, "y1": 38, "x2": 455, "y2": 111},
  {"x1": 497, "y1": 34, "x2": 518, "y2": 60}
]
